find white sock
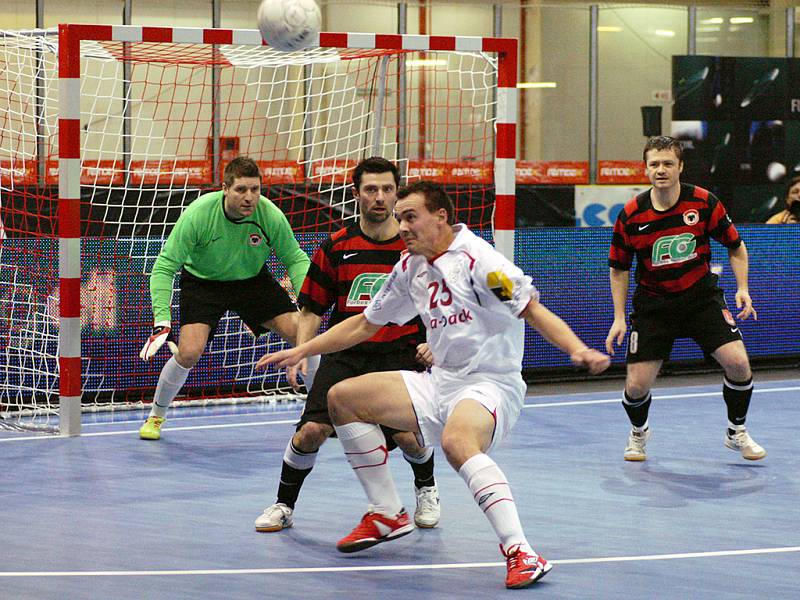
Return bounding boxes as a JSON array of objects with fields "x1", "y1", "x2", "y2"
[
  {"x1": 283, "y1": 439, "x2": 318, "y2": 470},
  {"x1": 402, "y1": 446, "x2": 433, "y2": 464},
  {"x1": 334, "y1": 421, "x2": 403, "y2": 516},
  {"x1": 150, "y1": 357, "x2": 191, "y2": 418},
  {"x1": 459, "y1": 453, "x2": 530, "y2": 553},
  {"x1": 303, "y1": 355, "x2": 320, "y2": 391},
  {"x1": 727, "y1": 421, "x2": 746, "y2": 433}
]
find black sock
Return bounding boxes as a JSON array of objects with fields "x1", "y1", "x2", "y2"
[
  {"x1": 405, "y1": 451, "x2": 435, "y2": 489},
  {"x1": 276, "y1": 442, "x2": 317, "y2": 509},
  {"x1": 276, "y1": 462, "x2": 312, "y2": 509},
  {"x1": 622, "y1": 390, "x2": 652, "y2": 429},
  {"x1": 724, "y1": 376, "x2": 753, "y2": 432}
]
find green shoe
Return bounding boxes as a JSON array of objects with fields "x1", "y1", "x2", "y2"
[{"x1": 139, "y1": 416, "x2": 165, "y2": 440}]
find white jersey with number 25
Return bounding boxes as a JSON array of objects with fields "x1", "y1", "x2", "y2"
[{"x1": 364, "y1": 224, "x2": 539, "y2": 378}]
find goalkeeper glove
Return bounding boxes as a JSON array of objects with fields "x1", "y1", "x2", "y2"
[{"x1": 139, "y1": 321, "x2": 179, "y2": 361}]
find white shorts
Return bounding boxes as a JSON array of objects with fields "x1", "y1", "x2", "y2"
[{"x1": 399, "y1": 367, "x2": 526, "y2": 452}]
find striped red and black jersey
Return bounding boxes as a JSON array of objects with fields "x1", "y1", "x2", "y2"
[
  {"x1": 298, "y1": 223, "x2": 424, "y2": 353},
  {"x1": 608, "y1": 183, "x2": 741, "y2": 296}
]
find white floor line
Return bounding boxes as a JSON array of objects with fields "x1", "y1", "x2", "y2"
[
  {"x1": 2, "y1": 384, "x2": 797, "y2": 444},
  {"x1": 524, "y1": 385, "x2": 800, "y2": 409},
  {"x1": 1, "y1": 546, "x2": 797, "y2": 578},
  {"x1": 0, "y1": 419, "x2": 299, "y2": 442},
  {"x1": 81, "y1": 409, "x2": 303, "y2": 427}
]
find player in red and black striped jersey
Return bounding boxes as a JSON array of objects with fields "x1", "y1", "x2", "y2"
[
  {"x1": 605, "y1": 136, "x2": 765, "y2": 462},
  {"x1": 254, "y1": 157, "x2": 440, "y2": 534},
  {"x1": 299, "y1": 223, "x2": 423, "y2": 353}
]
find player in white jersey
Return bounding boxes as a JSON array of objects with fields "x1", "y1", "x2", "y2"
[{"x1": 257, "y1": 181, "x2": 610, "y2": 590}]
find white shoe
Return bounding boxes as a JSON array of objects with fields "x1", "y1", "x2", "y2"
[
  {"x1": 725, "y1": 429, "x2": 766, "y2": 460},
  {"x1": 413, "y1": 485, "x2": 440, "y2": 528},
  {"x1": 624, "y1": 428, "x2": 650, "y2": 461},
  {"x1": 255, "y1": 503, "x2": 293, "y2": 532}
]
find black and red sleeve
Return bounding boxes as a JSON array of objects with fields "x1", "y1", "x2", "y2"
[
  {"x1": 298, "y1": 238, "x2": 337, "y2": 316},
  {"x1": 707, "y1": 193, "x2": 741, "y2": 249},
  {"x1": 608, "y1": 201, "x2": 635, "y2": 270}
]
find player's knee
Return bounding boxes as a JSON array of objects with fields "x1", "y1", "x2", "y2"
[
  {"x1": 723, "y1": 356, "x2": 751, "y2": 381},
  {"x1": 440, "y1": 431, "x2": 476, "y2": 469},
  {"x1": 327, "y1": 382, "x2": 351, "y2": 424},
  {"x1": 392, "y1": 431, "x2": 423, "y2": 456},
  {"x1": 294, "y1": 422, "x2": 332, "y2": 452},
  {"x1": 625, "y1": 381, "x2": 650, "y2": 399},
  {"x1": 176, "y1": 349, "x2": 202, "y2": 368}
]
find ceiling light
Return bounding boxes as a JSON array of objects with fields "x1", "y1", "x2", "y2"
[{"x1": 517, "y1": 82, "x2": 557, "y2": 89}]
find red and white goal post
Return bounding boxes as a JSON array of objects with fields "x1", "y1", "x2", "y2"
[{"x1": 0, "y1": 24, "x2": 517, "y2": 435}]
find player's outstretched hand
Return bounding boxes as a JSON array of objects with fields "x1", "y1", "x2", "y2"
[
  {"x1": 286, "y1": 359, "x2": 308, "y2": 391},
  {"x1": 605, "y1": 317, "x2": 627, "y2": 355},
  {"x1": 256, "y1": 346, "x2": 305, "y2": 371},
  {"x1": 415, "y1": 343, "x2": 433, "y2": 368},
  {"x1": 139, "y1": 321, "x2": 178, "y2": 361},
  {"x1": 571, "y1": 347, "x2": 611, "y2": 375},
  {"x1": 735, "y1": 290, "x2": 757, "y2": 321}
]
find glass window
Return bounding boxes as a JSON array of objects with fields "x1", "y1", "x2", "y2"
[
  {"x1": 523, "y1": 5, "x2": 589, "y2": 161},
  {"x1": 131, "y1": 0, "x2": 211, "y2": 27},
  {"x1": 325, "y1": 2, "x2": 397, "y2": 35},
  {"x1": 598, "y1": 5, "x2": 687, "y2": 161},
  {"x1": 0, "y1": 1, "x2": 36, "y2": 29},
  {"x1": 795, "y1": 9, "x2": 800, "y2": 57},
  {"x1": 696, "y1": 8, "x2": 777, "y2": 57},
  {"x1": 44, "y1": 0, "x2": 124, "y2": 26}
]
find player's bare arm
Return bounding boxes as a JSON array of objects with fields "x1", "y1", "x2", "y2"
[
  {"x1": 728, "y1": 243, "x2": 757, "y2": 321},
  {"x1": 521, "y1": 299, "x2": 610, "y2": 375},
  {"x1": 256, "y1": 313, "x2": 381, "y2": 370},
  {"x1": 606, "y1": 267, "x2": 631, "y2": 354}
]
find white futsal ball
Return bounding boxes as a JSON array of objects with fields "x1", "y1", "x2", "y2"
[{"x1": 258, "y1": 0, "x2": 321, "y2": 52}]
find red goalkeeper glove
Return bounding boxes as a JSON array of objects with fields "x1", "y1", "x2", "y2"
[{"x1": 139, "y1": 321, "x2": 178, "y2": 361}]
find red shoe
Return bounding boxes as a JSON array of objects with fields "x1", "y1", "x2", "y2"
[
  {"x1": 501, "y1": 544, "x2": 553, "y2": 589},
  {"x1": 336, "y1": 509, "x2": 414, "y2": 553}
]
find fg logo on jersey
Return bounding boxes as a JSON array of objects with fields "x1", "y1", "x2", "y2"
[
  {"x1": 249, "y1": 233, "x2": 263, "y2": 246},
  {"x1": 652, "y1": 233, "x2": 697, "y2": 267},
  {"x1": 347, "y1": 272, "x2": 389, "y2": 306},
  {"x1": 487, "y1": 270, "x2": 514, "y2": 301}
]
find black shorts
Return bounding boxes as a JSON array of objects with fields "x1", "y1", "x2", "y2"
[
  {"x1": 298, "y1": 345, "x2": 425, "y2": 448},
  {"x1": 626, "y1": 285, "x2": 744, "y2": 363},
  {"x1": 179, "y1": 267, "x2": 296, "y2": 339}
]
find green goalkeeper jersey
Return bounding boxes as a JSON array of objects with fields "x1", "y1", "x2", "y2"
[{"x1": 149, "y1": 190, "x2": 310, "y2": 323}]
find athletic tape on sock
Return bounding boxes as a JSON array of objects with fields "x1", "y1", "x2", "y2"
[
  {"x1": 283, "y1": 440, "x2": 318, "y2": 471},
  {"x1": 403, "y1": 446, "x2": 434, "y2": 465}
]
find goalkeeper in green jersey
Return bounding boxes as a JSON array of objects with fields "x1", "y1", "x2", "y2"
[{"x1": 138, "y1": 156, "x2": 312, "y2": 440}]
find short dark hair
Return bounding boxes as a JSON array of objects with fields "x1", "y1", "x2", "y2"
[
  {"x1": 352, "y1": 156, "x2": 401, "y2": 191},
  {"x1": 223, "y1": 156, "x2": 261, "y2": 187},
  {"x1": 643, "y1": 135, "x2": 683, "y2": 162},
  {"x1": 397, "y1": 180, "x2": 455, "y2": 225},
  {"x1": 786, "y1": 175, "x2": 800, "y2": 205}
]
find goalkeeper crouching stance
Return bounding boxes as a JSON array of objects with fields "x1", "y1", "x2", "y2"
[{"x1": 139, "y1": 156, "x2": 316, "y2": 440}]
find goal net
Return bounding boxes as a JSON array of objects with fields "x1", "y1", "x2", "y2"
[{"x1": 0, "y1": 25, "x2": 516, "y2": 434}]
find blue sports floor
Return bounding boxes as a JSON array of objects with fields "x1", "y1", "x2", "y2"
[{"x1": 2, "y1": 376, "x2": 798, "y2": 599}]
